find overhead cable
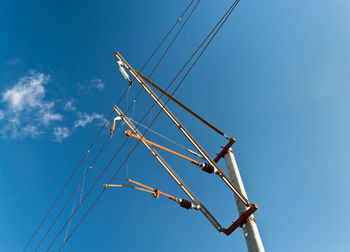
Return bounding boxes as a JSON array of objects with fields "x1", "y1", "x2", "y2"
[
  {"x1": 34, "y1": 136, "x2": 113, "y2": 251},
  {"x1": 22, "y1": 109, "x2": 114, "y2": 252},
  {"x1": 29, "y1": 2, "x2": 198, "y2": 250},
  {"x1": 46, "y1": 129, "x2": 131, "y2": 251},
  {"x1": 59, "y1": 2, "x2": 244, "y2": 245},
  {"x1": 52, "y1": 1, "x2": 209, "y2": 249}
]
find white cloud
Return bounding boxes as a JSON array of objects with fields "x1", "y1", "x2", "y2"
[
  {"x1": 1, "y1": 71, "x2": 63, "y2": 138},
  {"x1": 0, "y1": 71, "x2": 106, "y2": 142},
  {"x1": 53, "y1": 127, "x2": 70, "y2": 142},
  {"x1": 74, "y1": 112, "x2": 105, "y2": 129},
  {"x1": 90, "y1": 79, "x2": 104, "y2": 90},
  {"x1": 42, "y1": 111, "x2": 63, "y2": 125},
  {"x1": 2, "y1": 72, "x2": 49, "y2": 111},
  {"x1": 64, "y1": 100, "x2": 76, "y2": 111}
]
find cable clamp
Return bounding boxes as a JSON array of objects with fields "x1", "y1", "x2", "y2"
[
  {"x1": 222, "y1": 204, "x2": 258, "y2": 236},
  {"x1": 152, "y1": 189, "x2": 160, "y2": 199}
]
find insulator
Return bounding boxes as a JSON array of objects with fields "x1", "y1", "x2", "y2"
[
  {"x1": 109, "y1": 120, "x2": 116, "y2": 139},
  {"x1": 180, "y1": 199, "x2": 192, "y2": 209},
  {"x1": 119, "y1": 66, "x2": 130, "y2": 81},
  {"x1": 201, "y1": 163, "x2": 215, "y2": 174}
]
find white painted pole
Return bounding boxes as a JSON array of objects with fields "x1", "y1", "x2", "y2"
[{"x1": 224, "y1": 149, "x2": 265, "y2": 252}]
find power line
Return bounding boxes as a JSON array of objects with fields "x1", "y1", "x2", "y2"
[
  {"x1": 148, "y1": 0, "x2": 200, "y2": 78},
  {"x1": 57, "y1": 134, "x2": 146, "y2": 251},
  {"x1": 27, "y1": 2, "x2": 198, "y2": 250},
  {"x1": 144, "y1": 0, "x2": 199, "y2": 127},
  {"x1": 43, "y1": 3, "x2": 200, "y2": 249},
  {"x1": 125, "y1": 0, "x2": 241, "y2": 156},
  {"x1": 59, "y1": 1, "x2": 242, "y2": 248},
  {"x1": 45, "y1": 0, "x2": 209, "y2": 248},
  {"x1": 133, "y1": 0, "x2": 241, "y2": 150},
  {"x1": 56, "y1": 83, "x2": 181, "y2": 251},
  {"x1": 46, "y1": 130, "x2": 131, "y2": 251},
  {"x1": 31, "y1": 86, "x2": 133, "y2": 251},
  {"x1": 174, "y1": 0, "x2": 241, "y2": 96},
  {"x1": 51, "y1": 51, "x2": 192, "y2": 249},
  {"x1": 122, "y1": 0, "x2": 240, "y2": 152},
  {"x1": 128, "y1": 0, "x2": 243, "y2": 206},
  {"x1": 49, "y1": 59, "x2": 189, "y2": 248},
  {"x1": 178, "y1": 17, "x2": 194, "y2": 56},
  {"x1": 139, "y1": 0, "x2": 196, "y2": 74},
  {"x1": 34, "y1": 135, "x2": 113, "y2": 251},
  {"x1": 62, "y1": 199, "x2": 77, "y2": 245},
  {"x1": 127, "y1": 0, "x2": 246, "y2": 204},
  {"x1": 22, "y1": 109, "x2": 114, "y2": 252},
  {"x1": 48, "y1": 93, "x2": 168, "y2": 250}
]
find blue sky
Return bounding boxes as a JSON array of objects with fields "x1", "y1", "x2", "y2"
[{"x1": 1, "y1": 0, "x2": 350, "y2": 251}]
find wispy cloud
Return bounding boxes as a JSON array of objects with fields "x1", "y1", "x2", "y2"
[
  {"x1": 0, "y1": 71, "x2": 106, "y2": 142},
  {"x1": 90, "y1": 79, "x2": 104, "y2": 90},
  {"x1": 53, "y1": 126, "x2": 70, "y2": 142},
  {"x1": 74, "y1": 112, "x2": 105, "y2": 129},
  {"x1": 64, "y1": 99, "x2": 76, "y2": 111},
  {"x1": 22, "y1": 125, "x2": 42, "y2": 137},
  {"x1": 1, "y1": 71, "x2": 62, "y2": 138},
  {"x1": 6, "y1": 57, "x2": 22, "y2": 66},
  {"x1": 78, "y1": 79, "x2": 105, "y2": 92}
]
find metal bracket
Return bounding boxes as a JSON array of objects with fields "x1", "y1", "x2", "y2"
[
  {"x1": 214, "y1": 137, "x2": 236, "y2": 163},
  {"x1": 222, "y1": 204, "x2": 258, "y2": 236}
]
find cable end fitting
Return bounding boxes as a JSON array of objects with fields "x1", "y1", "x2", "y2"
[
  {"x1": 198, "y1": 163, "x2": 219, "y2": 174},
  {"x1": 175, "y1": 198, "x2": 200, "y2": 210},
  {"x1": 224, "y1": 135, "x2": 236, "y2": 143},
  {"x1": 124, "y1": 130, "x2": 132, "y2": 137}
]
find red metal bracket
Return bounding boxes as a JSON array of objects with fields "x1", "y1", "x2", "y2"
[
  {"x1": 214, "y1": 137, "x2": 236, "y2": 163},
  {"x1": 222, "y1": 204, "x2": 258, "y2": 236}
]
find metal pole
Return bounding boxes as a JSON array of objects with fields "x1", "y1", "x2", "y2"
[{"x1": 224, "y1": 149, "x2": 265, "y2": 252}]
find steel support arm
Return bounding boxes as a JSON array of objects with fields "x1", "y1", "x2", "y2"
[
  {"x1": 114, "y1": 51, "x2": 249, "y2": 206},
  {"x1": 113, "y1": 105, "x2": 222, "y2": 231}
]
